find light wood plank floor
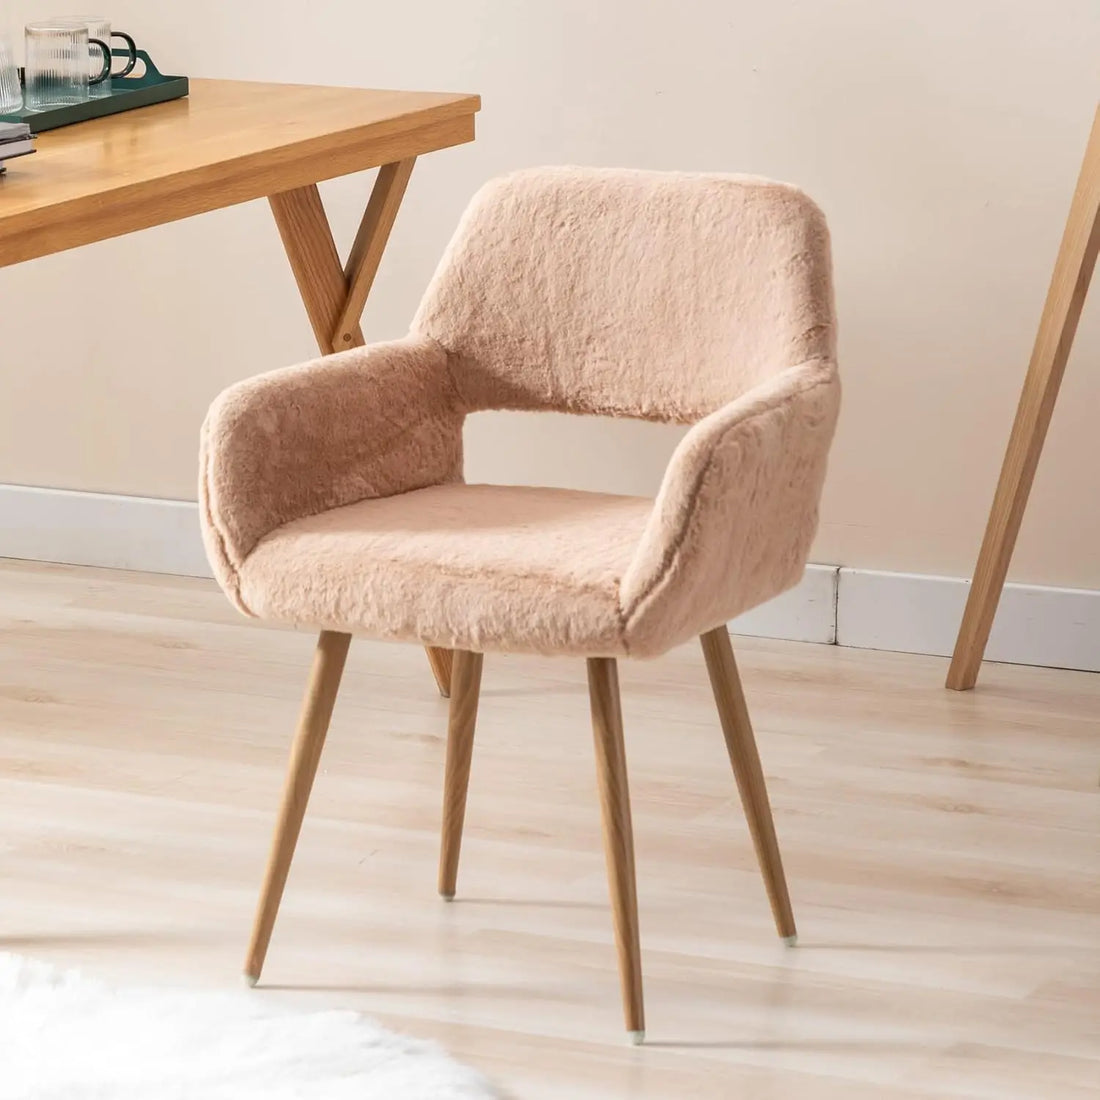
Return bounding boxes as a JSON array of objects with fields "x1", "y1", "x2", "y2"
[{"x1": 1, "y1": 560, "x2": 1098, "y2": 1098}]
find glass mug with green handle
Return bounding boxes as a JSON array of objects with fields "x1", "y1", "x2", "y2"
[
  {"x1": 0, "y1": 38, "x2": 21, "y2": 114},
  {"x1": 24, "y1": 20, "x2": 110, "y2": 110},
  {"x1": 62, "y1": 16, "x2": 138, "y2": 98}
]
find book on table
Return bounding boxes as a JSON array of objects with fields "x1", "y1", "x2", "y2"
[{"x1": 0, "y1": 121, "x2": 35, "y2": 162}]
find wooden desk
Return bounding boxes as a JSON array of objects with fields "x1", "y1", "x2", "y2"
[
  {"x1": 946, "y1": 104, "x2": 1099, "y2": 690},
  {"x1": 0, "y1": 78, "x2": 480, "y2": 694}
]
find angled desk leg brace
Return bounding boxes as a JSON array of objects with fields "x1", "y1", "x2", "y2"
[
  {"x1": 947, "y1": 106, "x2": 1100, "y2": 690},
  {"x1": 269, "y1": 159, "x2": 454, "y2": 697}
]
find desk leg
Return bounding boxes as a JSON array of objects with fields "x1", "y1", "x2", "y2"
[
  {"x1": 269, "y1": 163, "x2": 453, "y2": 698},
  {"x1": 946, "y1": 108, "x2": 1100, "y2": 690}
]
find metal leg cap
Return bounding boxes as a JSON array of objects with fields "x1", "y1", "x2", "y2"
[
  {"x1": 244, "y1": 973, "x2": 259, "y2": 988},
  {"x1": 628, "y1": 1030, "x2": 645, "y2": 1046},
  {"x1": 782, "y1": 934, "x2": 798, "y2": 947},
  {"x1": 440, "y1": 892, "x2": 455, "y2": 902}
]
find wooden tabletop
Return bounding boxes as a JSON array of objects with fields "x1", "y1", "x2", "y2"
[{"x1": 0, "y1": 79, "x2": 480, "y2": 267}]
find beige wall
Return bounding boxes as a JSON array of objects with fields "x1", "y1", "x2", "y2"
[{"x1": 2, "y1": 1, "x2": 1099, "y2": 587}]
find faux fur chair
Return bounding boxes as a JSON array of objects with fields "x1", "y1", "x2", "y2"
[{"x1": 200, "y1": 167, "x2": 840, "y2": 1040}]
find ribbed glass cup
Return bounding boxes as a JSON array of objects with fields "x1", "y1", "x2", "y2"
[
  {"x1": 25, "y1": 20, "x2": 91, "y2": 110},
  {"x1": 65, "y1": 15, "x2": 112, "y2": 98},
  {"x1": 0, "y1": 38, "x2": 21, "y2": 114}
]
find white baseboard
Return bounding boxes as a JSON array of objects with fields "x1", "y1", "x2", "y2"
[
  {"x1": 0, "y1": 484, "x2": 211, "y2": 578},
  {"x1": 733, "y1": 564, "x2": 1100, "y2": 673},
  {"x1": 1, "y1": 484, "x2": 1097, "y2": 673},
  {"x1": 730, "y1": 564, "x2": 837, "y2": 644},
  {"x1": 835, "y1": 568, "x2": 1100, "y2": 673}
]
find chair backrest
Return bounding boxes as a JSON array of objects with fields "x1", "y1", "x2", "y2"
[{"x1": 412, "y1": 167, "x2": 835, "y2": 424}]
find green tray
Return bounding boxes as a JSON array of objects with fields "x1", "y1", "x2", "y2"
[{"x1": 0, "y1": 49, "x2": 188, "y2": 132}]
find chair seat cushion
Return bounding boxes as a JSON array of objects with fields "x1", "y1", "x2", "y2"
[{"x1": 236, "y1": 483, "x2": 654, "y2": 656}]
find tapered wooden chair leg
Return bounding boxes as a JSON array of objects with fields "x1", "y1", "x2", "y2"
[
  {"x1": 587, "y1": 657, "x2": 645, "y2": 1042},
  {"x1": 244, "y1": 630, "x2": 351, "y2": 984},
  {"x1": 438, "y1": 650, "x2": 484, "y2": 899},
  {"x1": 426, "y1": 647, "x2": 454, "y2": 698},
  {"x1": 700, "y1": 626, "x2": 797, "y2": 943}
]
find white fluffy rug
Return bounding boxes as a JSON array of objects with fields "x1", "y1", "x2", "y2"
[{"x1": 2, "y1": 953, "x2": 500, "y2": 1099}]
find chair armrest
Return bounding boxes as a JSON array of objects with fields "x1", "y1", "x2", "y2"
[
  {"x1": 200, "y1": 335, "x2": 462, "y2": 600},
  {"x1": 619, "y1": 358, "x2": 840, "y2": 656}
]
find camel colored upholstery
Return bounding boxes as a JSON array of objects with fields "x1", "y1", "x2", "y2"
[{"x1": 200, "y1": 168, "x2": 840, "y2": 657}]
